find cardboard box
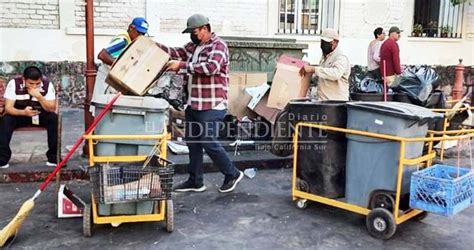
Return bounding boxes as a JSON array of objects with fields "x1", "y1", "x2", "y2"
[
  {"x1": 228, "y1": 72, "x2": 267, "y2": 119},
  {"x1": 57, "y1": 185, "x2": 85, "y2": 218},
  {"x1": 267, "y1": 55, "x2": 311, "y2": 109},
  {"x1": 106, "y1": 36, "x2": 170, "y2": 96},
  {"x1": 246, "y1": 83, "x2": 270, "y2": 110},
  {"x1": 253, "y1": 93, "x2": 280, "y2": 124}
]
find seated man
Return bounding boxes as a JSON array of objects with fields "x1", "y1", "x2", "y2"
[{"x1": 0, "y1": 66, "x2": 58, "y2": 169}]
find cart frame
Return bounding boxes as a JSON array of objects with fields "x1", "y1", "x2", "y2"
[
  {"x1": 292, "y1": 121, "x2": 474, "y2": 238},
  {"x1": 82, "y1": 132, "x2": 173, "y2": 235}
]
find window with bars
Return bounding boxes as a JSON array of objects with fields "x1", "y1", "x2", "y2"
[
  {"x1": 412, "y1": 0, "x2": 466, "y2": 38},
  {"x1": 278, "y1": 0, "x2": 340, "y2": 35}
]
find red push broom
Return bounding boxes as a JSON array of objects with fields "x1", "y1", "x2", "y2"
[{"x1": 0, "y1": 93, "x2": 122, "y2": 247}]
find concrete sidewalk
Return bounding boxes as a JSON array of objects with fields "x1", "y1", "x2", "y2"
[
  {"x1": 0, "y1": 108, "x2": 292, "y2": 183},
  {"x1": 0, "y1": 169, "x2": 473, "y2": 249}
]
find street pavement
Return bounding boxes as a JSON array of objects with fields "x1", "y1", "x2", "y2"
[{"x1": 0, "y1": 169, "x2": 473, "y2": 249}]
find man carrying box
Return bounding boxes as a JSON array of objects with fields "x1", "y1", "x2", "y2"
[
  {"x1": 156, "y1": 14, "x2": 243, "y2": 193},
  {"x1": 300, "y1": 29, "x2": 351, "y2": 101},
  {"x1": 98, "y1": 17, "x2": 149, "y2": 66},
  {"x1": 92, "y1": 17, "x2": 149, "y2": 102}
]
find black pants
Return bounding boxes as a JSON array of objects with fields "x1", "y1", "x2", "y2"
[
  {"x1": 0, "y1": 112, "x2": 58, "y2": 165},
  {"x1": 368, "y1": 68, "x2": 382, "y2": 81},
  {"x1": 185, "y1": 107, "x2": 237, "y2": 186}
]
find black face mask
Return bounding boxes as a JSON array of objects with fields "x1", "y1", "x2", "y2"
[
  {"x1": 190, "y1": 33, "x2": 201, "y2": 45},
  {"x1": 320, "y1": 40, "x2": 334, "y2": 56}
]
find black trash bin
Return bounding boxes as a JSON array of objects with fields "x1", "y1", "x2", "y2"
[{"x1": 290, "y1": 100, "x2": 347, "y2": 198}]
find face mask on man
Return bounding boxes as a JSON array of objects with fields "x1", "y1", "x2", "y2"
[
  {"x1": 190, "y1": 33, "x2": 201, "y2": 45},
  {"x1": 320, "y1": 40, "x2": 334, "y2": 56}
]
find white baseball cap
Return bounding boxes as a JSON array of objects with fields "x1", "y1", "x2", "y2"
[{"x1": 321, "y1": 29, "x2": 340, "y2": 42}]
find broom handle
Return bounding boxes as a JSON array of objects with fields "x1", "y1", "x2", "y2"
[
  {"x1": 36, "y1": 93, "x2": 122, "y2": 195},
  {"x1": 383, "y1": 60, "x2": 387, "y2": 102}
]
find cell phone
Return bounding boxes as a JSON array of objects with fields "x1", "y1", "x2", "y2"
[{"x1": 32, "y1": 105, "x2": 42, "y2": 112}]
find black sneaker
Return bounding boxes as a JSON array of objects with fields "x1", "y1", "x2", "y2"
[
  {"x1": 174, "y1": 181, "x2": 206, "y2": 192},
  {"x1": 218, "y1": 170, "x2": 244, "y2": 193}
]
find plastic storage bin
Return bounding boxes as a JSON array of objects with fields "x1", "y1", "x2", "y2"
[
  {"x1": 291, "y1": 100, "x2": 347, "y2": 198},
  {"x1": 345, "y1": 102, "x2": 442, "y2": 208},
  {"x1": 410, "y1": 165, "x2": 473, "y2": 216},
  {"x1": 92, "y1": 94, "x2": 169, "y2": 156}
]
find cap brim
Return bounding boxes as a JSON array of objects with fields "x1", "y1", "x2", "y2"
[
  {"x1": 182, "y1": 28, "x2": 192, "y2": 34},
  {"x1": 321, "y1": 37, "x2": 333, "y2": 42}
]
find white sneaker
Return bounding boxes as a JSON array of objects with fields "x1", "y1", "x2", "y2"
[
  {"x1": 0, "y1": 163, "x2": 9, "y2": 169},
  {"x1": 46, "y1": 161, "x2": 57, "y2": 167}
]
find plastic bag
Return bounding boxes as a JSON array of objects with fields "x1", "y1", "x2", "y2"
[
  {"x1": 147, "y1": 72, "x2": 185, "y2": 110},
  {"x1": 392, "y1": 66, "x2": 439, "y2": 105},
  {"x1": 353, "y1": 76, "x2": 384, "y2": 93}
]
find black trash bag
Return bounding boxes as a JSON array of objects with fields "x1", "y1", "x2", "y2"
[
  {"x1": 147, "y1": 72, "x2": 186, "y2": 110},
  {"x1": 392, "y1": 66, "x2": 439, "y2": 105},
  {"x1": 353, "y1": 76, "x2": 384, "y2": 93},
  {"x1": 349, "y1": 70, "x2": 365, "y2": 93},
  {"x1": 425, "y1": 90, "x2": 446, "y2": 109}
]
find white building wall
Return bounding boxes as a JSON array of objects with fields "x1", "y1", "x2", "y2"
[{"x1": 0, "y1": 0, "x2": 473, "y2": 66}]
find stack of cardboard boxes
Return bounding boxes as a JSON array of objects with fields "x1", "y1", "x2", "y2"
[{"x1": 228, "y1": 55, "x2": 311, "y2": 124}]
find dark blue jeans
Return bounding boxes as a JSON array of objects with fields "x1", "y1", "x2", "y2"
[{"x1": 185, "y1": 107, "x2": 236, "y2": 186}]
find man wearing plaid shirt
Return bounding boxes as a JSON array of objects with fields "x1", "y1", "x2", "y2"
[{"x1": 158, "y1": 14, "x2": 243, "y2": 193}]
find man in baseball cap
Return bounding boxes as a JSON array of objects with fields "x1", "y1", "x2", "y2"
[
  {"x1": 98, "y1": 17, "x2": 149, "y2": 66},
  {"x1": 300, "y1": 28, "x2": 351, "y2": 101},
  {"x1": 156, "y1": 14, "x2": 244, "y2": 194},
  {"x1": 93, "y1": 17, "x2": 149, "y2": 105},
  {"x1": 379, "y1": 26, "x2": 403, "y2": 86},
  {"x1": 181, "y1": 14, "x2": 209, "y2": 34}
]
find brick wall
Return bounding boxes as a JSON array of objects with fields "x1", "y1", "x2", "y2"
[
  {"x1": 0, "y1": 0, "x2": 59, "y2": 29},
  {"x1": 74, "y1": 0, "x2": 146, "y2": 29},
  {"x1": 157, "y1": 0, "x2": 268, "y2": 36}
]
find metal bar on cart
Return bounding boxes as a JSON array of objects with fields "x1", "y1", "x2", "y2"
[
  {"x1": 84, "y1": 134, "x2": 168, "y2": 140},
  {"x1": 292, "y1": 122, "x2": 474, "y2": 225},
  {"x1": 91, "y1": 197, "x2": 165, "y2": 224},
  {"x1": 393, "y1": 140, "x2": 406, "y2": 222},
  {"x1": 294, "y1": 190, "x2": 371, "y2": 215},
  {"x1": 297, "y1": 123, "x2": 474, "y2": 142}
]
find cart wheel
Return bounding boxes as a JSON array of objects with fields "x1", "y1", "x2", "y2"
[
  {"x1": 297, "y1": 178, "x2": 310, "y2": 193},
  {"x1": 296, "y1": 199, "x2": 308, "y2": 209},
  {"x1": 366, "y1": 208, "x2": 397, "y2": 240},
  {"x1": 413, "y1": 211, "x2": 428, "y2": 221},
  {"x1": 370, "y1": 193, "x2": 395, "y2": 211},
  {"x1": 83, "y1": 204, "x2": 93, "y2": 237},
  {"x1": 165, "y1": 200, "x2": 174, "y2": 233}
]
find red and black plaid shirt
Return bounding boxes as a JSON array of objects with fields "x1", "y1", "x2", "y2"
[{"x1": 157, "y1": 33, "x2": 229, "y2": 111}]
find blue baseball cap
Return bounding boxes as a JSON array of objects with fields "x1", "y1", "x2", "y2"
[{"x1": 131, "y1": 17, "x2": 149, "y2": 34}]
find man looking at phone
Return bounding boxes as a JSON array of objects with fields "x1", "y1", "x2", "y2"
[{"x1": 0, "y1": 66, "x2": 58, "y2": 169}]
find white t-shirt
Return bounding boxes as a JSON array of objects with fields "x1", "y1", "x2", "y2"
[{"x1": 4, "y1": 79, "x2": 56, "y2": 102}]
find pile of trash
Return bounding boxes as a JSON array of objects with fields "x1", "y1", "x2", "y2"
[{"x1": 351, "y1": 65, "x2": 445, "y2": 108}]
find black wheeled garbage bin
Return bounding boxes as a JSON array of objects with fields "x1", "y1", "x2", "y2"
[{"x1": 290, "y1": 100, "x2": 347, "y2": 198}]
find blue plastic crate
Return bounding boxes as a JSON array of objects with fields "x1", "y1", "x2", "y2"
[{"x1": 410, "y1": 164, "x2": 473, "y2": 217}]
